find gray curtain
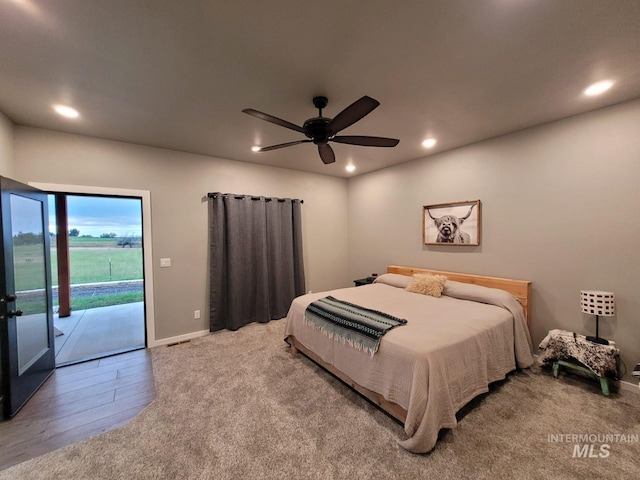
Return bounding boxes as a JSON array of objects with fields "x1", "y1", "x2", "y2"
[{"x1": 208, "y1": 194, "x2": 305, "y2": 331}]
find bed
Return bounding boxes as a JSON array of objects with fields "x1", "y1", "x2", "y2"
[{"x1": 284, "y1": 265, "x2": 534, "y2": 453}]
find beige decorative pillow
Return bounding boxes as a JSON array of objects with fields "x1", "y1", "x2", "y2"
[{"x1": 405, "y1": 273, "x2": 447, "y2": 297}]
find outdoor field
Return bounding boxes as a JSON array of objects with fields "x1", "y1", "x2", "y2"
[
  {"x1": 51, "y1": 237, "x2": 143, "y2": 286},
  {"x1": 14, "y1": 236, "x2": 143, "y2": 311}
]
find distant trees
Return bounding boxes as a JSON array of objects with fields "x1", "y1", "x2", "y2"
[
  {"x1": 69, "y1": 228, "x2": 80, "y2": 237},
  {"x1": 100, "y1": 233, "x2": 117, "y2": 238},
  {"x1": 13, "y1": 232, "x2": 44, "y2": 246}
]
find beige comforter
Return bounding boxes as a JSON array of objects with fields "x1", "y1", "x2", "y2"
[{"x1": 284, "y1": 278, "x2": 533, "y2": 453}]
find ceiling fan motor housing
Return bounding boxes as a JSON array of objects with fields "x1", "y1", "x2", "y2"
[{"x1": 303, "y1": 117, "x2": 332, "y2": 145}]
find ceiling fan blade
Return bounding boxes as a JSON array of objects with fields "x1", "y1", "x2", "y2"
[
  {"x1": 326, "y1": 96, "x2": 380, "y2": 135},
  {"x1": 242, "y1": 108, "x2": 305, "y2": 134},
  {"x1": 332, "y1": 135, "x2": 399, "y2": 147},
  {"x1": 318, "y1": 144, "x2": 335, "y2": 164},
  {"x1": 257, "y1": 140, "x2": 312, "y2": 152}
]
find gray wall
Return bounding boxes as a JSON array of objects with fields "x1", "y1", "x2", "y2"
[
  {"x1": 348, "y1": 99, "x2": 640, "y2": 382},
  {"x1": 13, "y1": 127, "x2": 350, "y2": 340},
  {"x1": 0, "y1": 113, "x2": 14, "y2": 177}
]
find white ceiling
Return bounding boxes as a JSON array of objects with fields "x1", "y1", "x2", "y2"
[{"x1": 1, "y1": 0, "x2": 639, "y2": 177}]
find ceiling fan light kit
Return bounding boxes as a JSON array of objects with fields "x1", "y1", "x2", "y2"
[{"x1": 242, "y1": 95, "x2": 399, "y2": 164}]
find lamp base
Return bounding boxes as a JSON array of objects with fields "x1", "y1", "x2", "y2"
[{"x1": 586, "y1": 335, "x2": 609, "y2": 345}]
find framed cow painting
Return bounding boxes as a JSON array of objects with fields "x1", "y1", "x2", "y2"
[{"x1": 423, "y1": 200, "x2": 481, "y2": 246}]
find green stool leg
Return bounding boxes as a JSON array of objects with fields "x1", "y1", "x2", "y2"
[
  {"x1": 554, "y1": 359, "x2": 610, "y2": 396},
  {"x1": 599, "y1": 377, "x2": 610, "y2": 396}
]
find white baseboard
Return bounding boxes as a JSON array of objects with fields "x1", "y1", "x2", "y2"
[
  {"x1": 148, "y1": 329, "x2": 210, "y2": 348},
  {"x1": 619, "y1": 379, "x2": 640, "y2": 394}
]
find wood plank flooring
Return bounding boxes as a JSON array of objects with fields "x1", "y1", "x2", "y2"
[{"x1": 0, "y1": 348, "x2": 155, "y2": 471}]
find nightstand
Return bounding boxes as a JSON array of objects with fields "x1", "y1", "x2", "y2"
[
  {"x1": 353, "y1": 277, "x2": 376, "y2": 287},
  {"x1": 539, "y1": 329, "x2": 620, "y2": 396}
]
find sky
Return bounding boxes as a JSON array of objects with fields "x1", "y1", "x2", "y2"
[
  {"x1": 48, "y1": 195, "x2": 142, "y2": 237},
  {"x1": 11, "y1": 194, "x2": 44, "y2": 235}
]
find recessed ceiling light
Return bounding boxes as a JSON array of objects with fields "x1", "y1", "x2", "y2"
[
  {"x1": 53, "y1": 104, "x2": 79, "y2": 118},
  {"x1": 251, "y1": 146, "x2": 261, "y2": 152},
  {"x1": 422, "y1": 138, "x2": 437, "y2": 148},
  {"x1": 345, "y1": 165, "x2": 356, "y2": 172},
  {"x1": 583, "y1": 80, "x2": 614, "y2": 97}
]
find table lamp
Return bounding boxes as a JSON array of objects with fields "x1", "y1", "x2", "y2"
[{"x1": 580, "y1": 290, "x2": 614, "y2": 345}]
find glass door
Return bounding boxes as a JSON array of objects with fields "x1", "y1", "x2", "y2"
[{"x1": 0, "y1": 177, "x2": 55, "y2": 418}]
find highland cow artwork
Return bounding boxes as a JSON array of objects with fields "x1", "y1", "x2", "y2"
[{"x1": 423, "y1": 200, "x2": 481, "y2": 246}]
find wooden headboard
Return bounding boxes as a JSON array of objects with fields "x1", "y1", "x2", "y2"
[{"x1": 387, "y1": 265, "x2": 532, "y2": 330}]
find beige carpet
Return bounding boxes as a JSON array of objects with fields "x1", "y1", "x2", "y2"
[{"x1": 2, "y1": 319, "x2": 639, "y2": 479}]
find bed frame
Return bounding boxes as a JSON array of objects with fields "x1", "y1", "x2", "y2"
[{"x1": 288, "y1": 265, "x2": 532, "y2": 424}]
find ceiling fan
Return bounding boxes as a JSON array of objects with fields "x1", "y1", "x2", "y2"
[{"x1": 242, "y1": 96, "x2": 399, "y2": 164}]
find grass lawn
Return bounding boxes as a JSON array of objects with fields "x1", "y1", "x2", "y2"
[
  {"x1": 70, "y1": 291, "x2": 144, "y2": 311},
  {"x1": 14, "y1": 237, "x2": 144, "y2": 313},
  {"x1": 17, "y1": 291, "x2": 144, "y2": 315},
  {"x1": 14, "y1": 239, "x2": 143, "y2": 291},
  {"x1": 50, "y1": 247, "x2": 143, "y2": 285},
  {"x1": 65, "y1": 237, "x2": 120, "y2": 247}
]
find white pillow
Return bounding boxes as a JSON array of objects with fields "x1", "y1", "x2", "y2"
[{"x1": 372, "y1": 273, "x2": 412, "y2": 289}]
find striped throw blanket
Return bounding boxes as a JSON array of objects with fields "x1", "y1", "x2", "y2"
[{"x1": 304, "y1": 296, "x2": 407, "y2": 356}]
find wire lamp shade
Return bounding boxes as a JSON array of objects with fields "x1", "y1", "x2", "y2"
[{"x1": 580, "y1": 290, "x2": 615, "y2": 316}]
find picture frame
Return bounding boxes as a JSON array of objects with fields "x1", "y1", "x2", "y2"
[{"x1": 423, "y1": 200, "x2": 481, "y2": 246}]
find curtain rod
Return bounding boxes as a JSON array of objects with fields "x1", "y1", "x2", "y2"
[{"x1": 207, "y1": 192, "x2": 303, "y2": 204}]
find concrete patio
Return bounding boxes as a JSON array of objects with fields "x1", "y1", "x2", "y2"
[{"x1": 54, "y1": 302, "x2": 145, "y2": 366}]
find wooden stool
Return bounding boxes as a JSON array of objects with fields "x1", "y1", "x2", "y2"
[{"x1": 552, "y1": 359, "x2": 610, "y2": 396}]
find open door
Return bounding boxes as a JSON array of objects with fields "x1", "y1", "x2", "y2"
[{"x1": 0, "y1": 177, "x2": 55, "y2": 418}]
